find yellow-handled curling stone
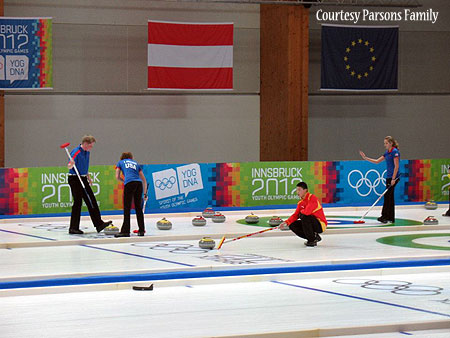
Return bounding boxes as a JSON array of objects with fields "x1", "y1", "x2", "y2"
[
  {"x1": 156, "y1": 218, "x2": 172, "y2": 230},
  {"x1": 199, "y1": 237, "x2": 216, "y2": 250},
  {"x1": 245, "y1": 213, "x2": 259, "y2": 224}
]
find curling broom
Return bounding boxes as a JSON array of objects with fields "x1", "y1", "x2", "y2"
[
  {"x1": 217, "y1": 226, "x2": 279, "y2": 250},
  {"x1": 353, "y1": 176, "x2": 399, "y2": 224}
]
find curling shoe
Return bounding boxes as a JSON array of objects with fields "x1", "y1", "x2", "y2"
[
  {"x1": 114, "y1": 232, "x2": 130, "y2": 238},
  {"x1": 69, "y1": 229, "x2": 84, "y2": 235},
  {"x1": 377, "y1": 217, "x2": 388, "y2": 224},
  {"x1": 97, "y1": 220, "x2": 113, "y2": 233},
  {"x1": 304, "y1": 241, "x2": 317, "y2": 247}
]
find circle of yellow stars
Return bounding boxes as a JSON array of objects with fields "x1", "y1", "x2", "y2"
[{"x1": 344, "y1": 38, "x2": 375, "y2": 80}]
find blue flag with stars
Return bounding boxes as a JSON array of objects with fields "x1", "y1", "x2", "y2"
[{"x1": 321, "y1": 25, "x2": 398, "y2": 91}]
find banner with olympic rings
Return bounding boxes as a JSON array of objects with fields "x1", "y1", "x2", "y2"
[
  {"x1": 338, "y1": 159, "x2": 409, "y2": 206},
  {"x1": 142, "y1": 163, "x2": 209, "y2": 212},
  {"x1": 0, "y1": 158, "x2": 449, "y2": 216}
]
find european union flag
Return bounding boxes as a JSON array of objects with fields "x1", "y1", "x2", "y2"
[{"x1": 321, "y1": 25, "x2": 398, "y2": 91}]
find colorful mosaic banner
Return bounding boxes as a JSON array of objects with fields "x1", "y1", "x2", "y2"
[
  {"x1": 0, "y1": 17, "x2": 52, "y2": 89},
  {"x1": 0, "y1": 166, "x2": 121, "y2": 215},
  {"x1": 405, "y1": 159, "x2": 450, "y2": 202},
  {"x1": 0, "y1": 159, "x2": 449, "y2": 216}
]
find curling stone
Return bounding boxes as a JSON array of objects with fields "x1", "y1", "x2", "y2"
[
  {"x1": 423, "y1": 216, "x2": 439, "y2": 225},
  {"x1": 245, "y1": 213, "x2": 259, "y2": 224},
  {"x1": 192, "y1": 216, "x2": 207, "y2": 226},
  {"x1": 156, "y1": 218, "x2": 172, "y2": 230},
  {"x1": 268, "y1": 216, "x2": 283, "y2": 227},
  {"x1": 202, "y1": 207, "x2": 215, "y2": 218},
  {"x1": 104, "y1": 225, "x2": 120, "y2": 235},
  {"x1": 199, "y1": 237, "x2": 215, "y2": 250},
  {"x1": 212, "y1": 212, "x2": 226, "y2": 223},
  {"x1": 424, "y1": 201, "x2": 438, "y2": 210}
]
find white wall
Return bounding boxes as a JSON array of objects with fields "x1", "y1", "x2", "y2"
[
  {"x1": 6, "y1": 94, "x2": 259, "y2": 166},
  {"x1": 309, "y1": 94, "x2": 449, "y2": 161}
]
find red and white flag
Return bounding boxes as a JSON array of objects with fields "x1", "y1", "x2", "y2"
[{"x1": 148, "y1": 20, "x2": 233, "y2": 90}]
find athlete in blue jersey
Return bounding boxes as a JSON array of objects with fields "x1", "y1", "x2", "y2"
[
  {"x1": 115, "y1": 152, "x2": 148, "y2": 237},
  {"x1": 67, "y1": 135, "x2": 112, "y2": 234},
  {"x1": 360, "y1": 136, "x2": 400, "y2": 223}
]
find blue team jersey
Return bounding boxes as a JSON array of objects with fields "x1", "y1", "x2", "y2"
[
  {"x1": 116, "y1": 159, "x2": 142, "y2": 185},
  {"x1": 383, "y1": 147, "x2": 400, "y2": 178},
  {"x1": 69, "y1": 145, "x2": 90, "y2": 175}
]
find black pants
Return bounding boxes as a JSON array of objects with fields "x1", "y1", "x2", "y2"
[
  {"x1": 381, "y1": 177, "x2": 397, "y2": 221},
  {"x1": 445, "y1": 188, "x2": 450, "y2": 216},
  {"x1": 289, "y1": 215, "x2": 323, "y2": 242},
  {"x1": 68, "y1": 175, "x2": 103, "y2": 230},
  {"x1": 121, "y1": 181, "x2": 145, "y2": 234}
]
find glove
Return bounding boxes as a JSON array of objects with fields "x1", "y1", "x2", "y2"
[{"x1": 387, "y1": 177, "x2": 400, "y2": 189}]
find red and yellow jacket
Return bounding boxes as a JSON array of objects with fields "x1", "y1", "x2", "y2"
[{"x1": 286, "y1": 192, "x2": 327, "y2": 232}]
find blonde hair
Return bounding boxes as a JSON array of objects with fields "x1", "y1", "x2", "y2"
[
  {"x1": 120, "y1": 152, "x2": 133, "y2": 160},
  {"x1": 81, "y1": 135, "x2": 96, "y2": 144},
  {"x1": 384, "y1": 136, "x2": 399, "y2": 149}
]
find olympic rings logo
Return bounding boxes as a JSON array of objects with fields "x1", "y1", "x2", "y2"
[
  {"x1": 348, "y1": 169, "x2": 387, "y2": 197},
  {"x1": 333, "y1": 279, "x2": 443, "y2": 296},
  {"x1": 19, "y1": 223, "x2": 74, "y2": 232},
  {"x1": 18, "y1": 223, "x2": 106, "y2": 238},
  {"x1": 154, "y1": 176, "x2": 177, "y2": 191},
  {"x1": 199, "y1": 254, "x2": 291, "y2": 265},
  {"x1": 132, "y1": 243, "x2": 209, "y2": 254}
]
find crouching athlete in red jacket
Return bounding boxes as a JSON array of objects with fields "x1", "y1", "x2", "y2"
[{"x1": 278, "y1": 182, "x2": 327, "y2": 247}]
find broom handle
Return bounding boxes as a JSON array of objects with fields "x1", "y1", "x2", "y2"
[
  {"x1": 223, "y1": 226, "x2": 278, "y2": 244},
  {"x1": 360, "y1": 176, "x2": 399, "y2": 220},
  {"x1": 64, "y1": 147, "x2": 87, "y2": 189}
]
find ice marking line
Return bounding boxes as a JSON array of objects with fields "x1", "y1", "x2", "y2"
[
  {"x1": 272, "y1": 280, "x2": 450, "y2": 319},
  {"x1": 2, "y1": 258, "x2": 450, "y2": 290},
  {"x1": 0, "y1": 228, "x2": 56, "y2": 241},
  {"x1": 80, "y1": 244, "x2": 195, "y2": 267}
]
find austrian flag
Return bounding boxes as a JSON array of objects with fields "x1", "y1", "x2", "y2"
[{"x1": 148, "y1": 20, "x2": 234, "y2": 90}]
